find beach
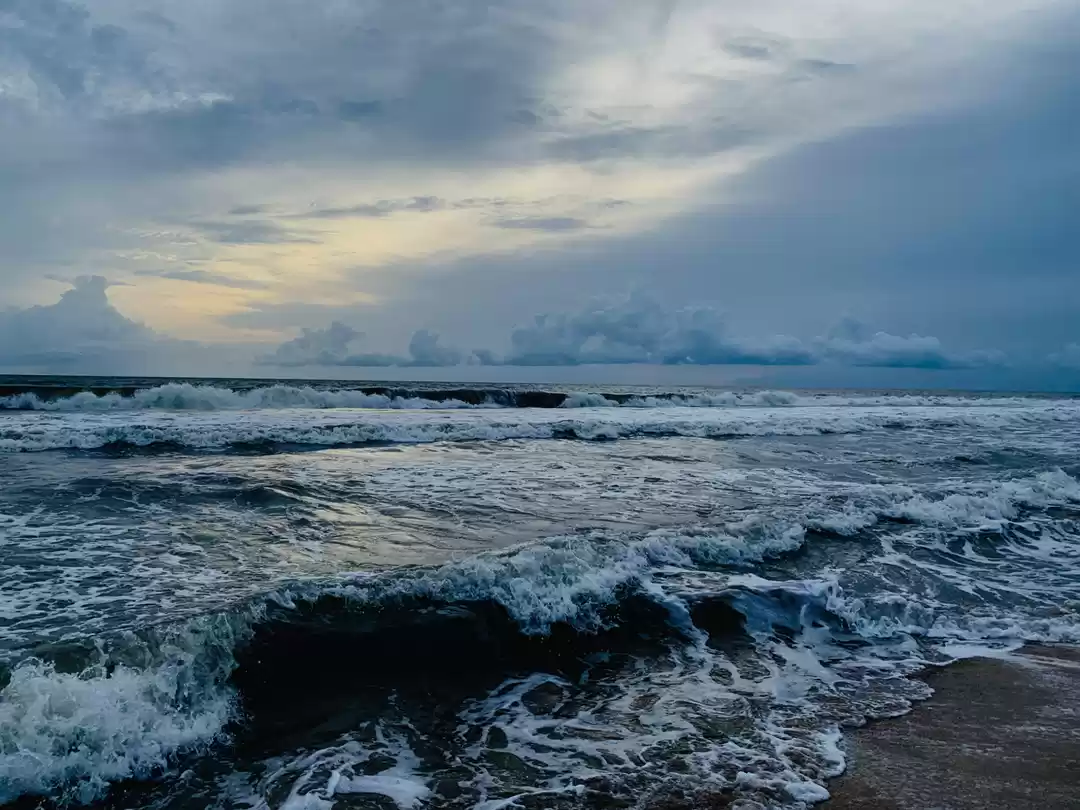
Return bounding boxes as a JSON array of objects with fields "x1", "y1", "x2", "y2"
[{"x1": 826, "y1": 646, "x2": 1080, "y2": 809}]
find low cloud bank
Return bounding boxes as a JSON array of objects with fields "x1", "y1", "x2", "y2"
[
  {"x1": 483, "y1": 294, "x2": 816, "y2": 366},
  {"x1": 1049, "y1": 344, "x2": 1080, "y2": 370},
  {"x1": 0, "y1": 285, "x2": 1017, "y2": 375},
  {"x1": 260, "y1": 295, "x2": 1010, "y2": 371},
  {"x1": 816, "y1": 316, "x2": 1006, "y2": 370},
  {"x1": 259, "y1": 323, "x2": 462, "y2": 368}
]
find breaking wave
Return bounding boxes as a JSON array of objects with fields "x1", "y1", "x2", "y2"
[
  {"x1": 3, "y1": 469, "x2": 1079, "y2": 806},
  {"x1": 2, "y1": 398, "x2": 1077, "y2": 453},
  {"x1": 0, "y1": 382, "x2": 1068, "y2": 412},
  {"x1": 0, "y1": 384, "x2": 490, "y2": 412}
]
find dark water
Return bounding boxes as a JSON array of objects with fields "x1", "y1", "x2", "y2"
[{"x1": 1, "y1": 378, "x2": 1079, "y2": 809}]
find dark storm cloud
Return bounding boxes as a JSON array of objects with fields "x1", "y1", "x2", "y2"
[
  {"x1": 0, "y1": 0, "x2": 569, "y2": 212},
  {"x1": 2, "y1": 0, "x2": 1077, "y2": 388},
  {"x1": 0, "y1": 0, "x2": 155, "y2": 104},
  {"x1": 358, "y1": 10, "x2": 1080, "y2": 387},
  {"x1": 123, "y1": 1, "x2": 558, "y2": 168}
]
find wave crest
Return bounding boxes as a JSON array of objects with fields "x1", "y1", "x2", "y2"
[
  {"x1": 3, "y1": 399, "x2": 1076, "y2": 452},
  {"x1": 2, "y1": 471, "x2": 1079, "y2": 805},
  {"x1": 2, "y1": 382, "x2": 1065, "y2": 413}
]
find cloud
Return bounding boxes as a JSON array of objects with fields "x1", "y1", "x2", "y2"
[
  {"x1": 1, "y1": 0, "x2": 1075, "y2": 386},
  {"x1": 252, "y1": 295, "x2": 1009, "y2": 371},
  {"x1": 817, "y1": 317, "x2": 1007, "y2": 369},
  {"x1": 188, "y1": 220, "x2": 318, "y2": 245},
  {"x1": 493, "y1": 217, "x2": 589, "y2": 232},
  {"x1": 407, "y1": 329, "x2": 464, "y2": 367},
  {"x1": 228, "y1": 204, "x2": 269, "y2": 216},
  {"x1": 0, "y1": 282, "x2": 1024, "y2": 380},
  {"x1": 0, "y1": 276, "x2": 227, "y2": 372},
  {"x1": 290, "y1": 197, "x2": 447, "y2": 220},
  {"x1": 134, "y1": 269, "x2": 271, "y2": 290},
  {"x1": 1049, "y1": 343, "x2": 1080, "y2": 370},
  {"x1": 477, "y1": 294, "x2": 817, "y2": 366},
  {"x1": 260, "y1": 323, "x2": 463, "y2": 368},
  {"x1": 1, "y1": 275, "x2": 151, "y2": 344},
  {"x1": 337, "y1": 100, "x2": 384, "y2": 121},
  {"x1": 261, "y1": 321, "x2": 362, "y2": 366},
  {"x1": 461, "y1": 296, "x2": 1006, "y2": 369}
]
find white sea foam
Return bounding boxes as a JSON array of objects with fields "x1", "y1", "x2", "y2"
[
  {"x1": 0, "y1": 657, "x2": 233, "y2": 804},
  {"x1": 1, "y1": 383, "x2": 1067, "y2": 413},
  {"x1": 0, "y1": 612, "x2": 248, "y2": 804},
  {"x1": 1, "y1": 399, "x2": 1076, "y2": 452},
  {"x1": 0, "y1": 384, "x2": 488, "y2": 412},
  {"x1": 261, "y1": 727, "x2": 431, "y2": 810},
  {"x1": 2, "y1": 459, "x2": 1079, "y2": 806},
  {"x1": 302, "y1": 522, "x2": 811, "y2": 635},
  {"x1": 803, "y1": 469, "x2": 1080, "y2": 535},
  {"x1": 286, "y1": 469, "x2": 1080, "y2": 638}
]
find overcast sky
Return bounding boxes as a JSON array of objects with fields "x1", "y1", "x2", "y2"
[{"x1": 1, "y1": 0, "x2": 1077, "y2": 389}]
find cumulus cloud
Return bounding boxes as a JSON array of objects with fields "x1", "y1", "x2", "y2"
[
  {"x1": 461, "y1": 297, "x2": 1006, "y2": 369},
  {"x1": 1049, "y1": 343, "x2": 1080, "y2": 370},
  {"x1": 0, "y1": 276, "x2": 152, "y2": 348},
  {"x1": 0, "y1": 276, "x2": 223, "y2": 372},
  {"x1": 261, "y1": 323, "x2": 463, "y2": 368},
  {"x1": 477, "y1": 294, "x2": 816, "y2": 366},
  {"x1": 407, "y1": 329, "x2": 464, "y2": 367},
  {"x1": 261, "y1": 321, "x2": 363, "y2": 366},
  {"x1": 0, "y1": 282, "x2": 1016, "y2": 377},
  {"x1": 817, "y1": 317, "x2": 1006, "y2": 369}
]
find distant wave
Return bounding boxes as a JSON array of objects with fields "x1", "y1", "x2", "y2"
[
  {"x1": 0, "y1": 382, "x2": 1064, "y2": 412},
  {"x1": 1, "y1": 400, "x2": 1076, "y2": 452},
  {"x1": 3, "y1": 469, "x2": 1079, "y2": 804},
  {"x1": 0, "y1": 383, "x2": 491, "y2": 412}
]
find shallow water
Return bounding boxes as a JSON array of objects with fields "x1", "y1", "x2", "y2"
[{"x1": 1, "y1": 380, "x2": 1078, "y2": 809}]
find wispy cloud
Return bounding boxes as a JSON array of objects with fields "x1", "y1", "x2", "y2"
[
  {"x1": 289, "y1": 197, "x2": 447, "y2": 220},
  {"x1": 188, "y1": 220, "x2": 319, "y2": 245},
  {"x1": 493, "y1": 217, "x2": 589, "y2": 232},
  {"x1": 134, "y1": 268, "x2": 271, "y2": 290}
]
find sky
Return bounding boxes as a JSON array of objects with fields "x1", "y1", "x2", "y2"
[{"x1": 1, "y1": 0, "x2": 1078, "y2": 389}]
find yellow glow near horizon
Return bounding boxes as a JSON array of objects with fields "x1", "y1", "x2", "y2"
[{"x1": 112, "y1": 152, "x2": 760, "y2": 341}]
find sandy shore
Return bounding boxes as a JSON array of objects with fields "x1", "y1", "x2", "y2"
[{"x1": 824, "y1": 645, "x2": 1080, "y2": 809}]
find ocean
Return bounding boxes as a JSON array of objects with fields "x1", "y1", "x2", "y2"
[{"x1": 1, "y1": 376, "x2": 1078, "y2": 809}]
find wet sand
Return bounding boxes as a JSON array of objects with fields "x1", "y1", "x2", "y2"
[{"x1": 824, "y1": 645, "x2": 1080, "y2": 809}]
